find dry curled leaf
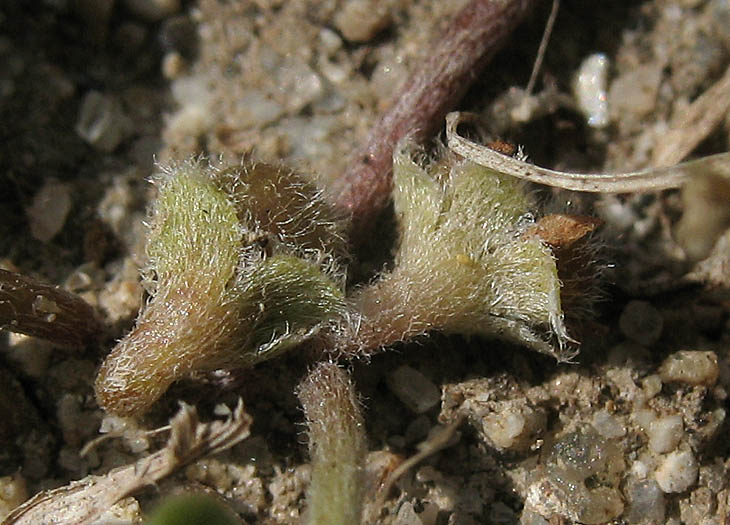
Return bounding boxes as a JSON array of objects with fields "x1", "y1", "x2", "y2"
[
  {"x1": 526, "y1": 214, "x2": 603, "y2": 249},
  {"x1": 2, "y1": 400, "x2": 252, "y2": 525}
]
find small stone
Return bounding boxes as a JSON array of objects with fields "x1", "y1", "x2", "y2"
[
  {"x1": 0, "y1": 473, "x2": 27, "y2": 521},
  {"x1": 632, "y1": 408, "x2": 657, "y2": 432},
  {"x1": 334, "y1": 0, "x2": 392, "y2": 43},
  {"x1": 573, "y1": 53, "x2": 610, "y2": 128},
  {"x1": 162, "y1": 51, "x2": 186, "y2": 79},
  {"x1": 625, "y1": 480, "x2": 666, "y2": 524},
  {"x1": 26, "y1": 179, "x2": 72, "y2": 242},
  {"x1": 642, "y1": 374, "x2": 663, "y2": 400},
  {"x1": 93, "y1": 497, "x2": 141, "y2": 525},
  {"x1": 5, "y1": 333, "x2": 53, "y2": 378},
  {"x1": 592, "y1": 409, "x2": 626, "y2": 439},
  {"x1": 76, "y1": 91, "x2": 133, "y2": 153},
  {"x1": 276, "y1": 61, "x2": 324, "y2": 112},
  {"x1": 580, "y1": 486, "x2": 624, "y2": 524},
  {"x1": 124, "y1": 0, "x2": 180, "y2": 22},
  {"x1": 519, "y1": 508, "x2": 550, "y2": 525},
  {"x1": 404, "y1": 415, "x2": 431, "y2": 445},
  {"x1": 540, "y1": 428, "x2": 625, "y2": 523},
  {"x1": 482, "y1": 402, "x2": 547, "y2": 451},
  {"x1": 619, "y1": 300, "x2": 663, "y2": 346},
  {"x1": 659, "y1": 350, "x2": 719, "y2": 387},
  {"x1": 387, "y1": 365, "x2": 440, "y2": 413},
  {"x1": 318, "y1": 28, "x2": 343, "y2": 55},
  {"x1": 394, "y1": 501, "x2": 422, "y2": 525},
  {"x1": 655, "y1": 449, "x2": 698, "y2": 493},
  {"x1": 647, "y1": 415, "x2": 683, "y2": 454},
  {"x1": 234, "y1": 90, "x2": 284, "y2": 127},
  {"x1": 609, "y1": 64, "x2": 663, "y2": 119}
]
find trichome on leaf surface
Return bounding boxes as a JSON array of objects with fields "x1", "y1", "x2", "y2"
[{"x1": 94, "y1": 142, "x2": 579, "y2": 417}]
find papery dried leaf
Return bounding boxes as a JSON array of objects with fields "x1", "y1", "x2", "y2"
[{"x1": 527, "y1": 214, "x2": 603, "y2": 248}]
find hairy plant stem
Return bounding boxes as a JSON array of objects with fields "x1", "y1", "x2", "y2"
[{"x1": 332, "y1": 0, "x2": 537, "y2": 245}]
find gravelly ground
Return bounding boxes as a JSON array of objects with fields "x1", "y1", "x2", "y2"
[{"x1": 1, "y1": 1, "x2": 730, "y2": 523}]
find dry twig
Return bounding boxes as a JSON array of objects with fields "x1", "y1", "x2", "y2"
[
  {"x1": 446, "y1": 111, "x2": 730, "y2": 193},
  {"x1": 652, "y1": 62, "x2": 730, "y2": 168}
]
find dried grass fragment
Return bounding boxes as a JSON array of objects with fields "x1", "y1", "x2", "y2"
[{"x1": 2, "y1": 401, "x2": 252, "y2": 525}]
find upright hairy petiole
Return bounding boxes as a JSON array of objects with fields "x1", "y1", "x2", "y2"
[{"x1": 297, "y1": 362, "x2": 366, "y2": 525}]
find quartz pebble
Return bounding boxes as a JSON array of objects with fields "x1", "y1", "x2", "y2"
[
  {"x1": 26, "y1": 179, "x2": 71, "y2": 242},
  {"x1": 609, "y1": 64, "x2": 663, "y2": 119},
  {"x1": 655, "y1": 449, "x2": 698, "y2": 493},
  {"x1": 539, "y1": 428, "x2": 625, "y2": 523},
  {"x1": 659, "y1": 350, "x2": 719, "y2": 387},
  {"x1": 334, "y1": 0, "x2": 392, "y2": 43},
  {"x1": 619, "y1": 300, "x2": 663, "y2": 346},
  {"x1": 574, "y1": 53, "x2": 610, "y2": 128},
  {"x1": 592, "y1": 409, "x2": 626, "y2": 439},
  {"x1": 647, "y1": 415, "x2": 683, "y2": 454},
  {"x1": 625, "y1": 480, "x2": 666, "y2": 524},
  {"x1": 641, "y1": 374, "x2": 663, "y2": 400},
  {"x1": 395, "y1": 501, "x2": 423, "y2": 525},
  {"x1": 482, "y1": 402, "x2": 547, "y2": 451},
  {"x1": 387, "y1": 365, "x2": 440, "y2": 413},
  {"x1": 76, "y1": 91, "x2": 133, "y2": 153},
  {"x1": 234, "y1": 90, "x2": 284, "y2": 127},
  {"x1": 276, "y1": 61, "x2": 324, "y2": 112},
  {"x1": 0, "y1": 473, "x2": 27, "y2": 521}
]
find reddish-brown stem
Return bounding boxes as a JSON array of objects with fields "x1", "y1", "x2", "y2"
[
  {"x1": 333, "y1": 0, "x2": 537, "y2": 244},
  {"x1": 0, "y1": 269, "x2": 103, "y2": 348}
]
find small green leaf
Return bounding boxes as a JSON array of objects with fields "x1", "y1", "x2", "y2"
[{"x1": 146, "y1": 494, "x2": 240, "y2": 525}]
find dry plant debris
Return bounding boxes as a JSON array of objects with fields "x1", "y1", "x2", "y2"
[
  {"x1": 446, "y1": 111, "x2": 730, "y2": 194},
  {"x1": 2, "y1": 401, "x2": 252, "y2": 525}
]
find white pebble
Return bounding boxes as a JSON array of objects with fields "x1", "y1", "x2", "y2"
[
  {"x1": 592, "y1": 409, "x2": 626, "y2": 439},
  {"x1": 573, "y1": 53, "x2": 610, "y2": 128},
  {"x1": 234, "y1": 90, "x2": 284, "y2": 127},
  {"x1": 276, "y1": 61, "x2": 324, "y2": 112},
  {"x1": 641, "y1": 374, "x2": 663, "y2": 400},
  {"x1": 659, "y1": 350, "x2": 719, "y2": 387},
  {"x1": 482, "y1": 403, "x2": 546, "y2": 451},
  {"x1": 631, "y1": 460, "x2": 649, "y2": 479},
  {"x1": 608, "y1": 64, "x2": 663, "y2": 118},
  {"x1": 0, "y1": 473, "x2": 27, "y2": 521},
  {"x1": 647, "y1": 415, "x2": 683, "y2": 454},
  {"x1": 76, "y1": 91, "x2": 133, "y2": 153},
  {"x1": 386, "y1": 365, "x2": 440, "y2": 413},
  {"x1": 655, "y1": 449, "x2": 698, "y2": 493},
  {"x1": 334, "y1": 0, "x2": 392, "y2": 43},
  {"x1": 632, "y1": 408, "x2": 657, "y2": 432},
  {"x1": 26, "y1": 179, "x2": 72, "y2": 242}
]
